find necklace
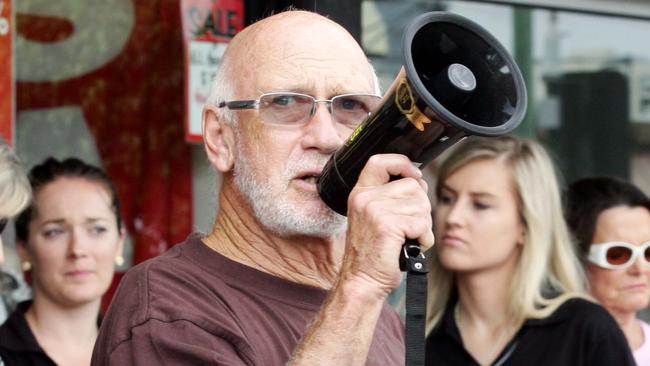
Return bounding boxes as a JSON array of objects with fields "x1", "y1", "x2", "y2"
[{"x1": 454, "y1": 303, "x2": 513, "y2": 366}]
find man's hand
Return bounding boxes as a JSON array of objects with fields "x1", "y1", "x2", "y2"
[
  {"x1": 289, "y1": 154, "x2": 433, "y2": 366},
  {"x1": 342, "y1": 153, "x2": 435, "y2": 297}
]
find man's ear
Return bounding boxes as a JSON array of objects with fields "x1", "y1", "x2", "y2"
[{"x1": 203, "y1": 105, "x2": 236, "y2": 172}]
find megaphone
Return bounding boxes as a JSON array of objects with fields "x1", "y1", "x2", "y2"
[{"x1": 318, "y1": 12, "x2": 527, "y2": 215}]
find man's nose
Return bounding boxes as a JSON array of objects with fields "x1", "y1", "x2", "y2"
[{"x1": 301, "y1": 102, "x2": 344, "y2": 154}]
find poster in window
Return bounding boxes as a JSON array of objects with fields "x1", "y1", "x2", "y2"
[{"x1": 181, "y1": 0, "x2": 244, "y2": 142}]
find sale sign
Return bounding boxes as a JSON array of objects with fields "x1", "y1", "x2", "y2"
[
  {"x1": 181, "y1": 0, "x2": 244, "y2": 142},
  {"x1": 0, "y1": 0, "x2": 13, "y2": 143}
]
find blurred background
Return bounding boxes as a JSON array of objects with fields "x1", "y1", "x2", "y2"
[{"x1": 2, "y1": 0, "x2": 650, "y2": 317}]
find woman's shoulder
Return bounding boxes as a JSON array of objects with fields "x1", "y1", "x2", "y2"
[
  {"x1": 0, "y1": 302, "x2": 53, "y2": 364},
  {"x1": 526, "y1": 297, "x2": 635, "y2": 365},
  {"x1": 0, "y1": 301, "x2": 31, "y2": 341},
  {"x1": 527, "y1": 297, "x2": 619, "y2": 336},
  {"x1": 555, "y1": 297, "x2": 613, "y2": 320},
  {"x1": 539, "y1": 297, "x2": 631, "y2": 348},
  {"x1": 555, "y1": 297, "x2": 606, "y2": 312}
]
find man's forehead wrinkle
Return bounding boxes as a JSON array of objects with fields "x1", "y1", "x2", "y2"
[
  {"x1": 271, "y1": 60, "x2": 373, "y2": 96},
  {"x1": 282, "y1": 49, "x2": 375, "y2": 90}
]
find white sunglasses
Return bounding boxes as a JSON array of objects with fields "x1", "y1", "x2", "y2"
[{"x1": 588, "y1": 241, "x2": 650, "y2": 270}]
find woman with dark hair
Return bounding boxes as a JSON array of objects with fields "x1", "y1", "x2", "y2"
[
  {"x1": 0, "y1": 157, "x2": 125, "y2": 365},
  {"x1": 566, "y1": 176, "x2": 650, "y2": 365}
]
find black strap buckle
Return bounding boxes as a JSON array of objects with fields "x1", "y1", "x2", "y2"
[{"x1": 399, "y1": 242, "x2": 428, "y2": 273}]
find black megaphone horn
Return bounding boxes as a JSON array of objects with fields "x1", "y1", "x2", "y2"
[{"x1": 318, "y1": 11, "x2": 527, "y2": 215}]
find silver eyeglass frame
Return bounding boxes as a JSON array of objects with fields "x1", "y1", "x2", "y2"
[{"x1": 217, "y1": 91, "x2": 381, "y2": 127}]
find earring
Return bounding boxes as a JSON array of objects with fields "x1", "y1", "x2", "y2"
[
  {"x1": 21, "y1": 261, "x2": 32, "y2": 271},
  {"x1": 115, "y1": 255, "x2": 125, "y2": 267}
]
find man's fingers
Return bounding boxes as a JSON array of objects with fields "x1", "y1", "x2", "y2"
[
  {"x1": 398, "y1": 211, "x2": 434, "y2": 249},
  {"x1": 417, "y1": 230, "x2": 435, "y2": 251},
  {"x1": 356, "y1": 154, "x2": 422, "y2": 187},
  {"x1": 348, "y1": 177, "x2": 430, "y2": 218}
]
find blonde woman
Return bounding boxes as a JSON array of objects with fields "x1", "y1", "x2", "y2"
[
  {"x1": 425, "y1": 136, "x2": 634, "y2": 365},
  {"x1": 0, "y1": 140, "x2": 32, "y2": 262}
]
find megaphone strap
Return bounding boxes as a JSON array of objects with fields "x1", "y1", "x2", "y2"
[{"x1": 400, "y1": 241, "x2": 428, "y2": 366}]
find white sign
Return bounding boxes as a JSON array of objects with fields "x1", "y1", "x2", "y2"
[{"x1": 187, "y1": 41, "x2": 227, "y2": 138}]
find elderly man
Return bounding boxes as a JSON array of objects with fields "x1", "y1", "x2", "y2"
[{"x1": 92, "y1": 10, "x2": 433, "y2": 365}]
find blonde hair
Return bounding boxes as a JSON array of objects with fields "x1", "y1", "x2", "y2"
[
  {"x1": 426, "y1": 136, "x2": 587, "y2": 335},
  {"x1": 0, "y1": 140, "x2": 32, "y2": 218}
]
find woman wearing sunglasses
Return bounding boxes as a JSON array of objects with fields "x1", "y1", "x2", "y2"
[
  {"x1": 425, "y1": 136, "x2": 634, "y2": 366},
  {"x1": 566, "y1": 176, "x2": 650, "y2": 365}
]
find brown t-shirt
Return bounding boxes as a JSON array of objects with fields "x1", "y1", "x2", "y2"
[{"x1": 91, "y1": 234, "x2": 405, "y2": 365}]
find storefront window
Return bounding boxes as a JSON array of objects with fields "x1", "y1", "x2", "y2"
[{"x1": 363, "y1": 0, "x2": 650, "y2": 193}]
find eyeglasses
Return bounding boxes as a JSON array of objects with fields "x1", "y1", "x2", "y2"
[
  {"x1": 588, "y1": 241, "x2": 650, "y2": 270},
  {"x1": 218, "y1": 92, "x2": 381, "y2": 128}
]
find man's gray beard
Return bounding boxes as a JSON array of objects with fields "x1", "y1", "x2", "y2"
[{"x1": 232, "y1": 143, "x2": 347, "y2": 238}]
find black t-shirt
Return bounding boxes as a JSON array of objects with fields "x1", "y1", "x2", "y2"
[
  {"x1": 0, "y1": 301, "x2": 56, "y2": 366},
  {"x1": 426, "y1": 298, "x2": 635, "y2": 366}
]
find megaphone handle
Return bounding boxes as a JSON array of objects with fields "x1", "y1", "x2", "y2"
[{"x1": 400, "y1": 239, "x2": 428, "y2": 366}]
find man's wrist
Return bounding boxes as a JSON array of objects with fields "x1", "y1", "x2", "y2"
[{"x1": 334, "y1": 273, "x2": 393, "y2": 305}]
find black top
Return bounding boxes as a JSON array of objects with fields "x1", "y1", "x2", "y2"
[
  {"x1": 0, "y1": 301, "x2": 56, "y2": 366},
  {"x1": 426, "y1": 298, "x2": 635, "y2": 366}
]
